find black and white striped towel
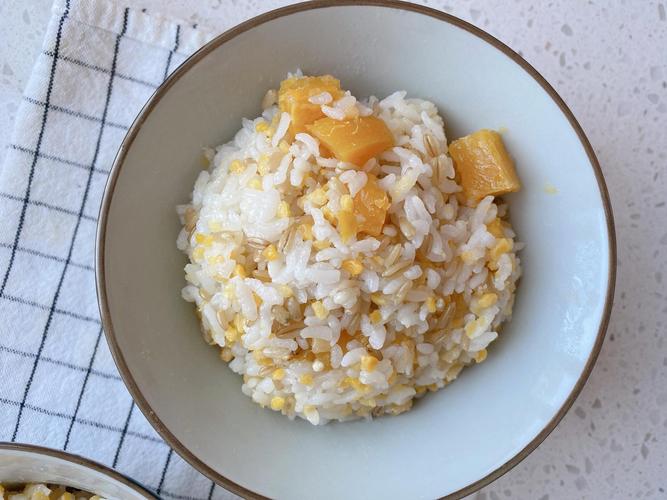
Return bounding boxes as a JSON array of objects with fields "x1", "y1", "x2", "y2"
[{"x1": 0, "y1": 0, "x2": 239, "y2": 497}]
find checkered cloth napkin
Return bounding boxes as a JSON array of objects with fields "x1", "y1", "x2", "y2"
[{"x1": 0, "y1": 0, "x2": 240, "y2": 497}]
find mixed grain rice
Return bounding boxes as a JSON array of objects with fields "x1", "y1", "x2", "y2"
[{"x1": 177, "y1": 76, "x2": 521, "y2": 425}]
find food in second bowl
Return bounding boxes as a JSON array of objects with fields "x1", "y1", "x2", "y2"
[
  {"x1": 0, "y1": 483, "x2": 106, "y2": 500},
  {"x1": 177, "y1": 73, "x2": 522, "y2": 424}
]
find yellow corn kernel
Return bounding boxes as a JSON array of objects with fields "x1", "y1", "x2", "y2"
[
  {"x1": 370, "y1": 292, "x2": 386, "y2": 306},
  {"x1": 322, "y1": 206, "x2": 337, "y2": 224},
  {"x1": 277, "y1": 200, "x2": 291, "y2": 218},
  {"x1": 209, "y1": 220, "x2": 223, "y2": 232},
  {"x1": 248, "y1": 177, "x2": 262, "y2": 190},
  {"x1": 220, "y1": 347, "x2": 233, "y2": 362},
  {"x1": 311, "y1": 300, "x2": 328, "y2": 319},
  {"x1": 425, "y1": 296, "x2": 437, "y2": 313},
  {"x1": 360, "y1": 398, "x2": 377, "y2": 408},
  {"x1": 313, "y1": 239, "x2": 331, "y2": 250},
  {"x1": 369, "y1": 310, "x2": 382, "y2": 324},
  {"x1": 298, "y1": 223, "x2": 313, "y2": 240},
  {"x1": 342, "y1": 259, "x2": 363, "y2": 276},
  {"x1": 360, "y1": 355, "x2": 379, "y2": 372},
  {"x1": 195, "y1": 233, "x2": 214, "y2": 246},
  {"x1": 224, "y1": 326, "x2": 240, "y2": 343},
  {"x1": 257, "y1": 154, "x2": 271, "y2": 175},
  {"x1": 229, "y1": 159, "x2": 245, "y2": 173},
  {"x1": 337, "y1": 210, "x2": 358, "y2": 242},
  {"x1": 262, "y1": 244, "x2": 279, "y2": 261},
  {"x1": 299, "y1": 373, "x2": 314, "y2": 385},
  {"x1": 489, "y1": 238, "x2": 513, "y2": 260},
  {"x1": 475, "y1": 349, "x2": 488, "y2": 363},
  {"x1": 270, "y1": 396, "x2": 285, "y2": 411},
  {"x1": 478, "y1": 293, "x2": 498, "y2": 309},
  {"x1": 233, "y1": 264, "x2": 246, "y2": 278},
  {"x1": 340, "y1": 194, "x2": 354, "y2": 211},
  {"x1": 255, "y1": 120, "x2": 270, "y2": 132},
  {"x1": 278, "y1": 140, "x2": 290, "y2": 153},
  {"x1": 272, "y1": 368, "x2": 286, "y2": 381},
  {"x1": 308, "y1": 188, "x2": 328, "y2": 206},
  {"x1": 278, "y1": 284, "x2": 293, "y2": 298},
  {"x1": 191, "y1": 246, "x2": 205, "y2": 262}
]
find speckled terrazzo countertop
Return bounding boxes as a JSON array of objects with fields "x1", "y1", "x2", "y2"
[{"x1": 1, "y1": 1, "x2": 665, "y2": 498}]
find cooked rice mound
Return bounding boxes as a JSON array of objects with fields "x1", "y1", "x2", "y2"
[{"x1": 177, "y1": 74, "x2": 521, "y2": 425}]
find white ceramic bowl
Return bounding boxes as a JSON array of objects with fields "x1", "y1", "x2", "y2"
[
  {"x1": 97, "y1": 2, "x2": 615, "y2": 498},
  {"x1": 0, "y1": 443, "x2": 154, "y2": 499}
]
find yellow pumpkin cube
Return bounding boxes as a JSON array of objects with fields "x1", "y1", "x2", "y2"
[
  {"x1": 278, "y1": 75, "x2": 343, "y2": 135},
  {"x1": 354, "y1": 174, "x2": 390, "y2": 236},
  {"x1": 448, "y1": 129, "x2": 521, "y2": 201},
  {"x1": 306, "y1": 116, "x2": 394, "y2": 166}
]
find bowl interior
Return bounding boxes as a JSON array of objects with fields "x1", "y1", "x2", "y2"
[{"x1": 100, "y1": 4, "x2": 612, "y2": 499}]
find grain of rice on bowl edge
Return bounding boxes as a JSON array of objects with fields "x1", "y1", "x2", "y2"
[{"x1": 177, "y1": 73, "x2": 522, "y2": 425}]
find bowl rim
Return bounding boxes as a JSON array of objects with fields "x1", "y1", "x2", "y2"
[
  {"x1": 96, "y1": 1, "x2": 617, "y2": 498},
  {"x1": 0, "y1": 442, "x2": 156, "y2": 498}
]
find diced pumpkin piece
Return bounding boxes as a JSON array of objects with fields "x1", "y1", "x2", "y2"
[
  {"x1": 278, "y1": 75, "x2": 343, "y2": 135},
  {"x1": 354, "y1": 174, "x2": 390, "y2": 236},
  {"x1": 448, "y1": 129, "x2": 521, "y2": 201},
  {"x1": 306, "y1": 116, "x2": 394, "y2": 166}
]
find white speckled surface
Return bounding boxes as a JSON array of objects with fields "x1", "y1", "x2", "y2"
[{"x1": 1, "y1": 1, "x2": 665, "y2": 498}]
